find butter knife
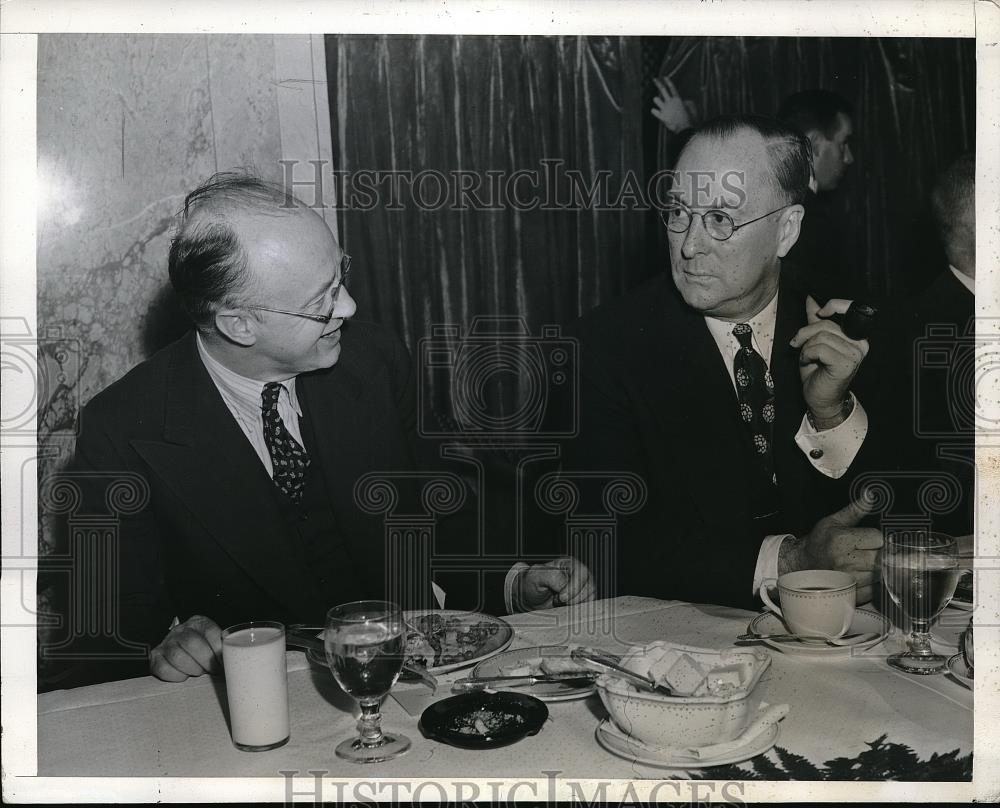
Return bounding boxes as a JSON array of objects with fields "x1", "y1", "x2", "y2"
[{"x1": 452, "y1": 673, "x2": 596, "y2": 692}]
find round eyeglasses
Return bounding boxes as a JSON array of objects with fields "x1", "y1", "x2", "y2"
[
  {"x1": 248, "y1": 254, "x2": 352, "y2": 325},
  {"x1": 659, "y1": 202, "x2": 792, "y2": 241}
]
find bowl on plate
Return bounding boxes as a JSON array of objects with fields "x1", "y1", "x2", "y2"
[{"x1": 596, "y1": 643, "x2": 771, "y2": 750}]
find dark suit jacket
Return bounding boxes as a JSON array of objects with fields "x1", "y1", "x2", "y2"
[
  {"x1": 49, "y1": 320, "x2": 420, "y2": 686},
  {"x1": 855, "y1": 270, "x2": 974, "y2": 535},
  {"x1": 561, "y1": 274, "x2": 852, "y2": 609}
]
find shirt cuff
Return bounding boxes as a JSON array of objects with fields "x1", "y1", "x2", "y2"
[
  {"x1": 794, "y1": 393, "x2": 868, "y2": 479},
  {"x1": 504, "y1": 562, "x2": 530, "y2": 615},
  {"x1": 753, "y1": 534, "x2": 792, "y2": 596}
]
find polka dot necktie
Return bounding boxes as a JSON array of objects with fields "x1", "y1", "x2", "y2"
[
  {"x1": 261, "y1": 382, "x2": 310, "y2": 504},
  {"x1": 732, "y1": 323, "x2": 777, "y2": 492}
]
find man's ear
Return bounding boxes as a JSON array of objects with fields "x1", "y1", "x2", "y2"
[
  {"x1": 807, "y1": 130, "x2": 824, "y2": 158},
  {"x1": 214, "y1": 308, "x2": 258, "y2": 347},
  {"x1": 776, "y1": 204, "x2": 805, "y2": 258}
]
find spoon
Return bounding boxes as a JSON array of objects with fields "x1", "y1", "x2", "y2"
[{"x1": 737, "y1": 630, "x2": 879, "y2": 646}]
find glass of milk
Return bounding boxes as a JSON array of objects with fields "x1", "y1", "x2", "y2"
[{"x1": 222, "y1": 621, "x2": 290, "y2": 751}]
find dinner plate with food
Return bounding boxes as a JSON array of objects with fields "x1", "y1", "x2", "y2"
[{"x1": 304, "y1": 609, "x2": 514, "y2": 675}]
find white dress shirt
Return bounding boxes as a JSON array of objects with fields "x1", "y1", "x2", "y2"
[
  {"x1": 195, "y1": 332, "x2": 304, "y2": 477},
  {"x1": 950, "y1": 265, "x2": 975, "y2": 294},
  {"x1": 702, "y1": 292, "x2": 868, "y2": 595}
]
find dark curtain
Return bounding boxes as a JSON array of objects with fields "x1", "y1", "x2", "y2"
[
  {"x1": 325, "y1": 35, "x2": 974, "y2": 419},
  {"x1": 650, "y1": 37, "x2": 975, "y2": 303},
  {"x1": 326, "y1": 35, "x2": 645, "y2": 424}
]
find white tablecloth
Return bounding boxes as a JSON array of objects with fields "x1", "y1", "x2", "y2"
[{"x1": 37, "y1": 597, "x2": 972, "y2": 778}]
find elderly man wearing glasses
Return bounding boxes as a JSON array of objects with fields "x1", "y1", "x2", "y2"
[
  {"x1": 54, "y1": 172, "x2": 592, "y2": 687},
  {"x1": 561, "y1": 115, "x2": 880, "y2": 611}
]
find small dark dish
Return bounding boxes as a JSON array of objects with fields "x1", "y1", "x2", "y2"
[{"x1": 419, "y1": 691, "x2": 548, "y2": 749}]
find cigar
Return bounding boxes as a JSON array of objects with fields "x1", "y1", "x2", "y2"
[{"x1": 823, "y1": 301, "x2": 878, "y2": 341}]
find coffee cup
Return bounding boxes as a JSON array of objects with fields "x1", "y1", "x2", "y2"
[{"x1": 759, "y1": 570, "x2": 856, "y2": 639}]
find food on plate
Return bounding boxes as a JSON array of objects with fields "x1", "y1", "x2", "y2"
[{"x1": 403, "y1": 613, "x2": 502, "y2": 668}]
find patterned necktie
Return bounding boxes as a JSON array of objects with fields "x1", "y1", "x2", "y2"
[
  {"x1": 732, "y1": 323, "x2": 777, "y2": 490},
  {"x1": 261, "y1": 382, "x2": 310, "y2": 503}
]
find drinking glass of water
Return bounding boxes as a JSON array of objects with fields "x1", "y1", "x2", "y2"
[
  {"x1": 881, "y1": 531, "x2": 960, "y2": 675},
  {"x1": 325, "y1": 600, "x2": 411, "y2": 763}
]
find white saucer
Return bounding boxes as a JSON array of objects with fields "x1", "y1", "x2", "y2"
[
  {"x1": 947, "y1": 653, "x2": 973, "y2": 689},
  {"x1": 747, "y1": 608, "x2": 888, "y2": 657},
  {"x1": 595, "y1": 719, "x2": 779, "y2": 769}
]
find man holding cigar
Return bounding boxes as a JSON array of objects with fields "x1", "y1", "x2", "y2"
[{"x1": 563, "y1": 115, "x2": 881, "y2": 609}]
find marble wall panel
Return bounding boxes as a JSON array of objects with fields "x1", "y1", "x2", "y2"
[
  {"x1": 37, "y1": 34, "x2": 218, "y2": 441},
  {"x1": 207, "y1": 35, "x2": 282, "y2": 181},
  {"x1": 274, "y1": 34, "x2": 338, "y2": 233}
]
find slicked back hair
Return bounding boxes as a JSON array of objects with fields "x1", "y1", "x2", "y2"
[
  {"x1": 678, "y1": 114, "x2": 813, "y2": 207},
  {"x1": 931, "y1": 152, "x2": 975, "y2": 247},
  {"x1": 168, "y1": 170, "x2": 306, "y2": 329},
  {"x1": 777, "y1": 90, "x2": 854, "y2": 140}
]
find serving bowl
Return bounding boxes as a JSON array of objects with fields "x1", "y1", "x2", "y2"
[{"x1": 596, "y1": 644, "x2": 770, "y2": 749}]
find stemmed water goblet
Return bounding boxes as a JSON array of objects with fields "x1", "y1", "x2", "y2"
[
  {"x1": 881, "y1": 531, "x2": 960, "y2": 675},
  {"x1": 324, "y1": 600, "x2": 411, "y2": 763}
]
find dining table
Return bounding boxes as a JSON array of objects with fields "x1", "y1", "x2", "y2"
[{"x1": 36, "y1": 596, "x2": 973, "y2": 788}]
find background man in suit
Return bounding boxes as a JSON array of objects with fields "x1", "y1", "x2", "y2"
[
  {"x1": 55, "y1": 172, "x2": 592, "y2": 688},
  {"x1": 858, "y1": 153, "x2": 975, "y2": 537},
  {"x1": 563, "y1": 115, "x2": 881, "y2": 610},
  {"x1": 776, "y1": 90, "x2": 857, "y2": 301}
]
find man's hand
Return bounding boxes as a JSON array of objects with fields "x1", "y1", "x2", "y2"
[
  {"x1": 779, "y1": 494, "x2": 883, "y2": 604},
  {"x1": 150, "y1": 615, "x2": 223, "y2": 682},
  {"x1": 790, "y1": 296, "x2": 870, "y2": 429},
  {"x1": 515, "y1": 556, "x2": 596, "y2": 612},
  {"x1": 651, "y1": 77, "x2": 696, "y2": 133}
]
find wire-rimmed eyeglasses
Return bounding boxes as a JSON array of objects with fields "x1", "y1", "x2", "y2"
[
  {"x1": 248, "y1": 255, "x2": 352, "y2": 324},
  {"x1": 659, "y1": 201, "x2": 792, "y2": 241}
]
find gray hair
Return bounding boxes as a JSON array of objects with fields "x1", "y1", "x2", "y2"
[{"x1": 679, "y1": 114, "x2": 813, "y2": 206}]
